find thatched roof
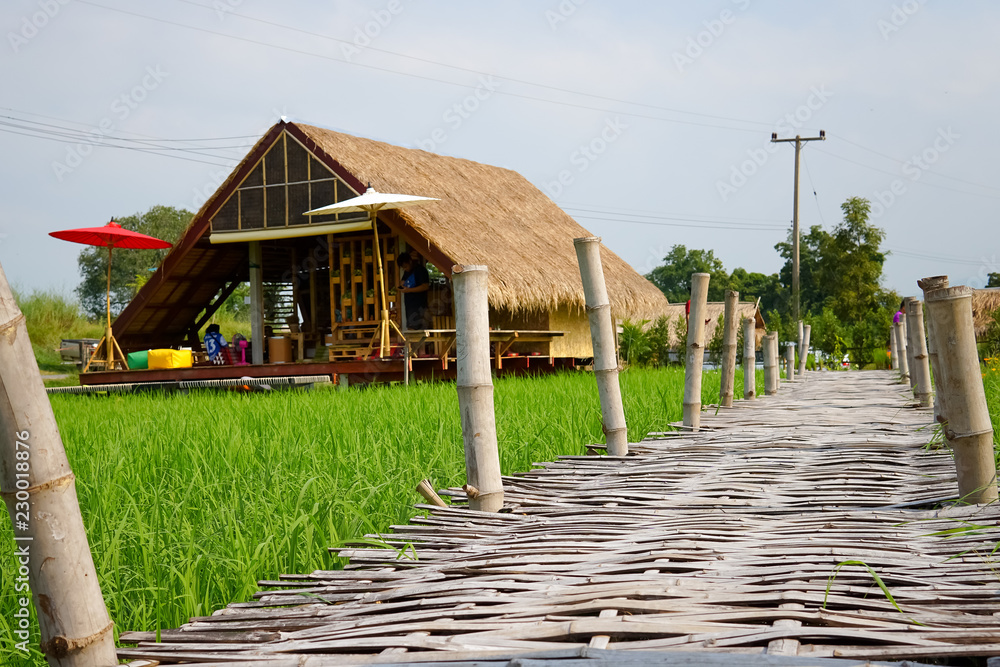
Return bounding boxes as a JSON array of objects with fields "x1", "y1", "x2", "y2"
[
  {"x1": 114, "y1": 121, "x2": 668, "y2": 348},
  {"x1": 660, "y1": 302, "x2": 766, "y2": 349},
  {"x1": 294, "y1": 123, "x2": 667, "y2": 318},
  {"x1": 972, "y1": 288, "x2": 1000, "y2": 338}
]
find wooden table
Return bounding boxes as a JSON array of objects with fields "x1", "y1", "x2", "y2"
[{"x1": 402, "y1": 329, "x2": 564, "y2": 370}]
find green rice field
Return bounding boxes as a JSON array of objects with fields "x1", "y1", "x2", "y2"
[{"x1": 1, "y1": 366, "x2": 759, "y2": 664}]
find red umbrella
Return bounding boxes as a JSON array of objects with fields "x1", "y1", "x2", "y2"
[
  {"x1": 49, "y1": 219, "x2": 172, "y2": 371},
  {"x1": 49, "y1": 219, "x2": 173, "y2": 250}
]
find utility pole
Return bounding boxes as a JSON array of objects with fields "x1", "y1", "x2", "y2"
[{"x1": 771, "y1": 130, "x2": 825, "y2": 323}]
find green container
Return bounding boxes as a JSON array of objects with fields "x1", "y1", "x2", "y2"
[{"x1": 126, "y1": 350, "x2": 149, "y2": 370}]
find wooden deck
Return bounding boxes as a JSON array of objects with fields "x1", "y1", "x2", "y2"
[{"x1": 119, "y1": 371, "x2": 1000, "y2": 665}]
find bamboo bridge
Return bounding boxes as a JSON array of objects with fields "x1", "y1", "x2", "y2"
[{"x1": 119, "y1": 371, "x2": 1000, "y2": 666}]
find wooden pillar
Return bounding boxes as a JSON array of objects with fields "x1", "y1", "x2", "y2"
[
  {"x1": 453, "y1": 265, "x2": 503, "y2": 512},
  {"x1": 905, "y1": 297, "x2": 933, "y2": 408},
  {"x1": 763, "y1": 333, "x2": 778, "y2": 396},
  {"x1": 918, "y1": 276, "x2": 949, "y2": 423},
  {"x1": 742, "y1": 316, "x2": 756, "y2": 400},
  {"x1": 799, "y1": 324, "x2": 811, "y2": 376},
  {"x1": 894, "y1": 319, "x2": 909, "y2": 385},
  {"x1": 784, "y1": 342, "x2": 795, "y2": 382},
  {"x1": 574, "y1": 237, "x2": 628, "y2": 455},
  {"x1": 309, "y1": 262, "x2": 318, "y2": 336},
  {"x1": 719, "y1": 289, "x2": 739, "y2": 408},
  {"x1": 683, "y1": 273, "x2": 710, "y2": 430},
  {"x1": 924, "y1": 285, "x2": 998, "y2": 504},
  {"x1": 290, "y1": 248, "x2": 300, "y2": 334},
  {"x1": 0, "y1": 262, "x2": 118, "y2": 666},
  {"x1": 249, "y1": 241, "x2": 264, "y2": 365},
  {"x1": 328, "y1": 234, "x2": 336, "y2": 335}
]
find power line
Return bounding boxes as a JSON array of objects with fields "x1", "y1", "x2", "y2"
[
  {"x1": 801, "y1": 151, "x2": 826, "y2": 227},
  {"x1": 829, "y1": 132, "x2": 1000, "y2": 195},
  {"x1": 887, "y1": 247, "x2": 992, "y2": 267},
  {"x1": 167, "y1": 0, "x2": 778, "y2": 131},
  {"x1": 75, "y1": 0, "x2": 771, "y2": 134},
  {"x1": 564, "y1": 206, "x2": 786, "y2": 230},
  {"x1": 0, "y1": 106, "x2": 259, "y2": 142},
  {"x1": 0, "y1": 116, "x2": 252, "y2": 155},
  {"x1": 569, "y1": 214, "x2": 787, "y2": 233},
  {"x1": 0, "y1": 123, "x2": 236, "y2": 168},
  {"x1": 559, "y1": 200, "x2": 787, "y2": 224},
  {"x1": 812, "y1": 146, "x2": 1000, "y2": 201}
]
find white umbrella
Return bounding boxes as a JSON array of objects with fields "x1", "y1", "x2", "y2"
[{"x1": 305, "y1": 186, "x2": 439, "y2": 357}]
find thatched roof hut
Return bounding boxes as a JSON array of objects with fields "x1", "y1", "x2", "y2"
[
  {"x1": 972, "y1": 288, "x2": 1000, "y2": 339},
  {"x1": 113, "y1": 120, "x2": 668, "y2": 359}
]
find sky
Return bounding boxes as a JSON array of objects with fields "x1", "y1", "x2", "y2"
[{"x1": 1, "y1": 0, "x2": 998, "y2": 301}]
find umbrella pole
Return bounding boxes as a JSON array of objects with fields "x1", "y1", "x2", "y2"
[
  {"x1": 370, "y1": 208, "x2": 391, "y2": 357},
  {"x1": 106, "y1": 245, "x2": 114, "y2": 368}
]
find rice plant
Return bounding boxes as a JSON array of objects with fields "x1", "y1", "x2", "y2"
[{"x1": 1, "y1": 366, "x2": 758, "y2": 665}]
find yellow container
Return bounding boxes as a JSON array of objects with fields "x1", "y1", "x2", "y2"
[{"x1": 147, "y1": 349, "x2": 193, "y2": 369}]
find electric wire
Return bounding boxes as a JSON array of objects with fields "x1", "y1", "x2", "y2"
[{"x1": 75, "y1": 0, "x2": 775, "y2": 134}]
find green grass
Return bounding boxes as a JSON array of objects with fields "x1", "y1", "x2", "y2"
[
  {"x1": 0, "y1": 365, "x2": 765, "y2": 665},
  {"x1": 15, "y1": 289, "x2": 103, "y2": 378}
]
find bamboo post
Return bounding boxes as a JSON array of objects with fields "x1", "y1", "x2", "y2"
[
  {"x1": 719, "y1": 289, "x2": 739, "y2": 408},
  {"x1": 894, "y1": 319, "x2": 909, "y2": 385},
  {"x1": 795, "y1": 320, "x2": 804, "y2": 377},
  {"x1": 905, "y1": 297, "x2": 933, "y2": 408},
  {"x1": 574, "y1": 237, "x2": 628, "y2": 455},
  {"x1": 799, "y1": 324, "x2": 811, "y2": 376},
  {"x1": 903, "y1": 315, "x2": 917, "y2": 391},
  {"x1": 0, "y1": 263, "x2": 118, "y2": 666},
  {"x1": 742, "y1": 316, "x2": 756, "y2": 400},
  {"x1": 890, "y1": 326, "x2": 899, "y2": 370},
  {"x1": 453, "y1": 264, "x2": 503, "y2": 512},
  {"x1": 784, "y1": 342, "x2": 795, "y2": 382},
  {"x1": 773, "y1": 334, "x2": 781, "y2": 390},
  {"x1": 763, "y1": 333, "x2": 778, "y2": 396},
  {"x1": 683, "y1": 273, "x2": 710, "y2": 430},
  {"x1": 924, "y1": 285, "x2": 998, "y2": 504},
  {"x1": 918, "y1": 276, "x2": 949, "y2": 423},
  {"x1": 415, "y1": 479, "x2": 447, "y2": 508}
]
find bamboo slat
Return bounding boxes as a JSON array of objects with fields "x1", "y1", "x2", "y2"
[{"x1": 118, "y1": 371, "x2": 1000, "y2": 666}]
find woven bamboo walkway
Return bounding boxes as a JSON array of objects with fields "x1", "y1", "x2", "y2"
[{"x1": 120, "y1": 371, "x2": 1000, "y2": 666}]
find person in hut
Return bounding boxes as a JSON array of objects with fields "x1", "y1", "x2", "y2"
[
  {"x1": 398, "y1": 253, "x2": 430, "y2": 330},
  {"x1": 204, "y1": 323, "x2": 232, "y2": 365}
]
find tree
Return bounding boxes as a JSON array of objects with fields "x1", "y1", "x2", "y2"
[
  {"x1": 815, "y1": 198, "x2": 896, "y2": 366},
  {"x1": 76, "y1": 206, "x2": 192, "y2": 319},
  {"x1": 646, "y1": 245, "x2": 730, "y2": 302},
  {"x1": 819, "y1": 198, "x2": 888, "y2": 324},
  {"x1": 774, "y1": 224, "x2": 831, "y2": 316},
  {"x1": 987, "y1": 272, "x2": 1000, "y2": 288},
  {"x1": 728, "y1": 267, "x2": 784, "y2": 314}
]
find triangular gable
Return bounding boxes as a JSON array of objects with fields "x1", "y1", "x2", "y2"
[{"x1": 114, "y1": 121, "x2": 455, "y2": 349}]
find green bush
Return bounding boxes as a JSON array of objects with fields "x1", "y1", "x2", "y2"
[{"x1": 15, "y1": 289, "x2": 102, "y2": 372}]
